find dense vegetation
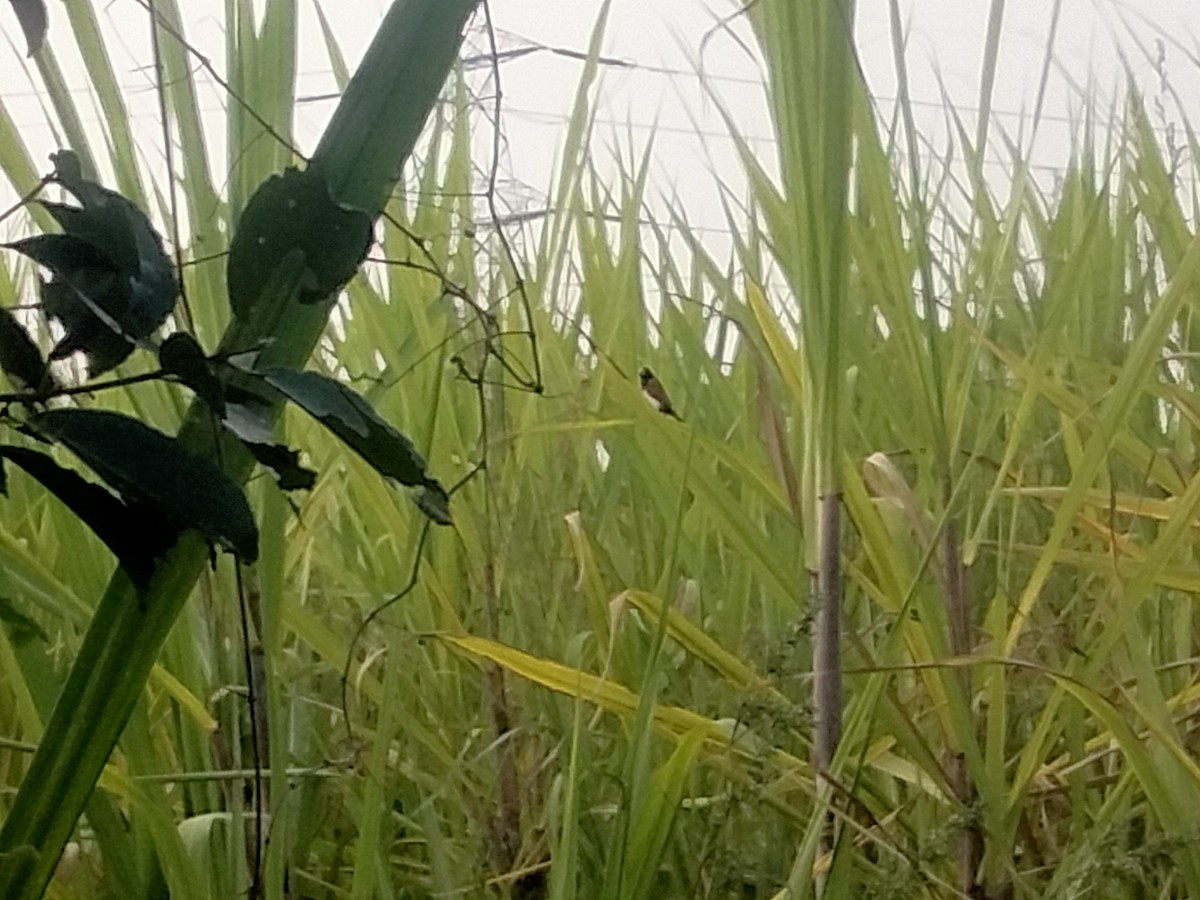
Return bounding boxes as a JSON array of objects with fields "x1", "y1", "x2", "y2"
[{"x1": 1, "y1": 1, "x2": 1199, "y2": 898}]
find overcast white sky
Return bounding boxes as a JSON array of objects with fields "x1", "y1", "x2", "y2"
[{"x1": 2, "y1": 1, "x2": 1199, "y2": 248}]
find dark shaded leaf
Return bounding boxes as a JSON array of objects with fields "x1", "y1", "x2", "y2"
[
  {"x1": 221, "y1": 400, "x2": 316, "y2": 491},
  {"x1": 219, "y1": 389, "x2": 274, "y2": 443},
  {"x1": 4, "y1": 233, "x2": 135, "y2": 371},
  {"x1": 49, "y1": 152, "x2": 177, "y2": 331},
  {"x1": 0, "y1": 308, "x2": 52, "y2": 394},
  {"x1": 40, "y1": 274, "x2": 134, "y2": 374},
  {"x1": 0, "y1": 597, "x2": 47, "y2": 647},
  {"x1": 8, "y1": 0, "x2": 46, "y2": 57},
  {"x1": 414, "y1": 483, "x2": 452, "y2": 526},
  {"x1": 159, "y1": 332, "x2": 224, "y2": 416},
  {"x1": 39, "y1": 200, "x2": 140, "y2": 276},
  {"x1": 0, "y1": 152, "x2": 178, "y2": 377},
  {"x1": 2, "y1": 238, "x2": 137, "y2": 375},
  {"x1": 30, "y1": 409, "x2": 258, "y2": 561},
  {"x1": 4, "y1": 232, "x2": 112, "y2": 273},
  {"x1": 261, "y1": 368, "x2": 424, "y2": 481},
  {"x1": 227, "y1": 166, "x2": 373, "y2": 318},
  {"x1": 247, "y1": 442, "x2": 316, "y2": 491},
  {"x1": 258, "y1": 368, "x2": 450, "y2": 523},
  {"x1": 0, "y1": 446, "x2": 174, "y2": 585}
]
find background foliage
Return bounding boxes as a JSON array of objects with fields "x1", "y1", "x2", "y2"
[{"x1": 2, "y1": 1, "x2": 1200, "y2": 898}]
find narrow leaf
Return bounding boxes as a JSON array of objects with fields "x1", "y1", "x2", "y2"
[{"x1": 0, "y1": 597, "x2": 47, "y2": 647}]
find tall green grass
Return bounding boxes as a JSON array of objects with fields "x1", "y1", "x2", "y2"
[{"x1": 2, "y1": 1, "x2": 1200, "y2": 898}]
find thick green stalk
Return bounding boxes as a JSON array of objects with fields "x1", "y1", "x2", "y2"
[{"x1": 0, "y1": 2, "x2": 478, "y2": 895}]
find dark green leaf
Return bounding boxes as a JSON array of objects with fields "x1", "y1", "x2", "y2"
[
  {"x1": 39, "y1": 200, "x2": 140, "y2": 277},
  {"x1": 40, "y1": 274, "x2": 134, "y2": 374},
  {"x1": 258, "y1": 368, "x2": 449, "y2": 523},
  {"x1": 227, "y1": 166, "x2": 373, "y2": 318},
  {"x1": 51, "y1": 152, "x2": 160, "y2": 269},
  {"x1": 4, "y1": 233, "x2": 136, "y2": 373},
  {"x1": 221, "y1": 399, "x2": 316, "y2": 491},
  {"x1": 4, "y1": 232, "x2": 114, "y2": 273},
  {"x1": 0, "y1": 598, "x2": 47, "y2": 648},
  {"x1": 414, "y1": 483, "x2": 452, "y2": 526},
  {"x1": 260, "y1": 368, "x2": 424, "y2": 480},
  {"x1": 30, "y1": 409, "x2": 258, "y2": 561},
  {"x1": 51, "y1": 152, "x2": 177, "y2": 336},
  {"x1": 7, "y1": 0, "x2": 47, "y2": 57},
  {"x1": 247, "y1": 442, "x2": 316, "y2": 491},
  {"x1": 0, "y1": 446, "x2": 173, "y2": 585},
  {"x1": 159, "y1": 332, "x2": 224, "y2": 416},
  {"x1": 2, "y1": 237, "x2": 137, "y2": 376},
  {"x1": 0, "y1": 308, "x2": 51, "y2": 394},
  {"x1": 0, "y1": 152, "x2": 178, "y2": 377}
]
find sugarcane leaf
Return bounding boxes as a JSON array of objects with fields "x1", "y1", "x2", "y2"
[
  {"x1": 227, "y1": 166, "x2": 373, "y2": 318},
  {"x1": 0, "y1": 597, "x2": 47, "y2": 648},
  {"x1": 30, "y1": 409, "x2": 258, "y2": 561}
]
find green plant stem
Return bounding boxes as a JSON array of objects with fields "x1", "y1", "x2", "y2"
[{"x1": 0, "y1": 2, "x2": 478, "y2": 895}]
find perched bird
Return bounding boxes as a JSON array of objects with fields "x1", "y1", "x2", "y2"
[{"x1": 639, "y1": 366, "x2": 681, "y2": 420}]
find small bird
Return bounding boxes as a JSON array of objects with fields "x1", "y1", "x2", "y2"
[{"x1": 639, "y1": 366, "x2": 681, "y2": 420}]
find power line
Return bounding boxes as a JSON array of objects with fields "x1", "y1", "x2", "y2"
[
  {"x1": 0, "y1": 43, "x2": 1186, "y2": 141},
  {"x1": 477, "y1": 32, "x2": 1192, "y2": 135}
]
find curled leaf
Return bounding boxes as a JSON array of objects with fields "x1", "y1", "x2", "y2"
[
  {"x1": 260, "y1": 368, "x2": 424, "y2": 481},
  {"x1": 414, "y1": 483, "x2": 452, "y2": 526}
]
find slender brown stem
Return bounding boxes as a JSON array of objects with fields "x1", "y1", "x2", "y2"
[
  {"x1": 813, "y1": 490, "x2": 843, "y2": 773},
  {"x1": 943, "y1": 520, "x2": 985, "y2": 898}
]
